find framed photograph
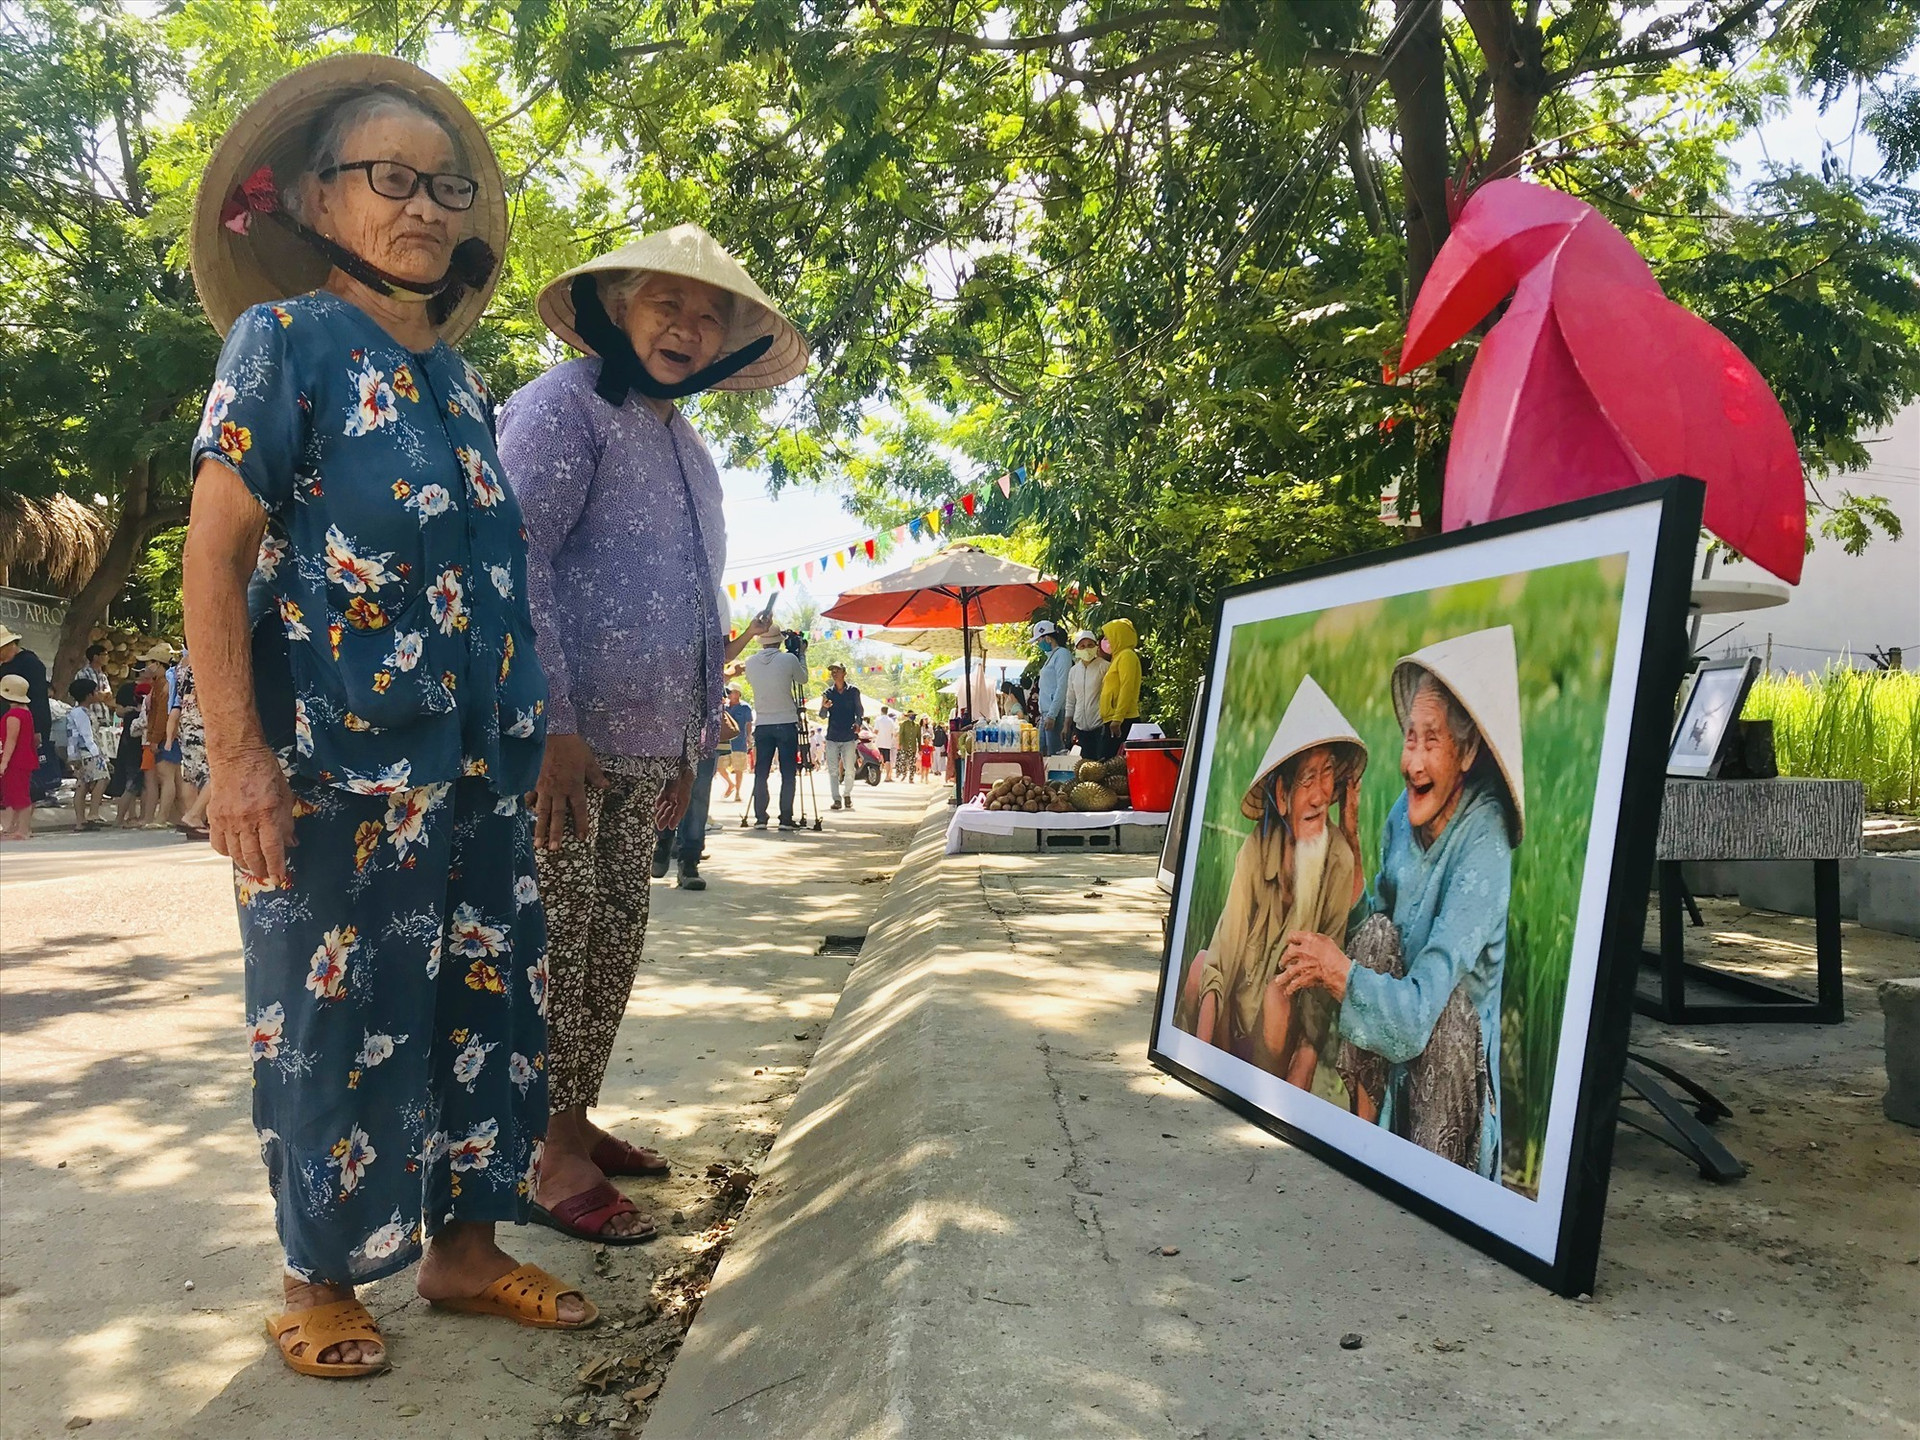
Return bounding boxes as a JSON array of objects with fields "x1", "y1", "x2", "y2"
[
  {"x1": 1667, "y1": 655, "x2": 1760, "y2": 778},
  {"x1": 1148, "y1": 479, "x2": 1703, "y2": 1296},
  {"x1": 1156, "y1": 684, "x2": 1207, "y2": 894}
]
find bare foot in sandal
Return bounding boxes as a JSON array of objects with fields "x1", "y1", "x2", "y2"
[
  {"x1": 533, "y1": 1146, "x2": 653, "y2": 1238},
  {"x1": 415, "y1": 1220, "x2": 592, "y2": 1325},
  {"x1": 275, "y1": 1278, "x2": 386, "y2": 1370},
  {"x1": 581, "y1": 1117, "x2": 668, "y2": 1173}
]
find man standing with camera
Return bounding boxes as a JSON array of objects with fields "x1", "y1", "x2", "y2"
[
  {"x1": 745, "y1": 631, "x2": 807, "y2": 830},
  {"x1": 819, "y1": 661, "x2": 864, "y2": 811}
]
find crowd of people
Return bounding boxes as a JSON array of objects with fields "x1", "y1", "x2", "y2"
[{"x1": 0, "y1": 627, "x2": 217, "y2": 841}]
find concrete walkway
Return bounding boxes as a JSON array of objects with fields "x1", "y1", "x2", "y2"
[
  {"x1": 649, "y1": 805, "x2": 1920, "y2": 1440},
  {"x1": 0, "y1": 776, "x2": 930, "y2": 1439}
]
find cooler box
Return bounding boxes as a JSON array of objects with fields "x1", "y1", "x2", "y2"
[{"x1": 1123, "y1": 739, "x2": 1184, "y2": 813}]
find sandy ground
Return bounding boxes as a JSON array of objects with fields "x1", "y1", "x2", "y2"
[
  {"x1": 0, "y1": 774, "x2": 930, "y2": 1439},
  {"x1": 650, "y1": 810, "x2": 1920, "y2": 1440}
]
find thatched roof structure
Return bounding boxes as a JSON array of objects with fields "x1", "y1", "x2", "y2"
[{"x1": 0, "y1": 491, "x2": 111, "y2": 596}]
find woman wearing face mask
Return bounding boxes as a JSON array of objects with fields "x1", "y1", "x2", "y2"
[
  {"x1": 1274, "y1": 627, "x2": 1524, "y2": 1179},
  {"x1": 497, "y1": 226, "x2": 806, "y2": 1245},
  {"x1": 1178, "y1": 677, "x2": 1366, "y2": 1090},
  {"x1": 1063, "y1": 629, "x2": 1108, "y2": 757}
]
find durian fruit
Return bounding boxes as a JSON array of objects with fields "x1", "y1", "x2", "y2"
[
  {"x1": 1075, "y1": 760, "x2": 1109, "y2": 784},
  {"x1": 1103, "y1": 759, "x2": 1131, "y2": 782},
  {"x1": 1070, "y1": 781, "x2": 1118, "y2": 812}
]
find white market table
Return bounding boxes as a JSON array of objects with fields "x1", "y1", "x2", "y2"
[{"x1": 946, "y1": 800, "x2": 1170, "y2": 856}]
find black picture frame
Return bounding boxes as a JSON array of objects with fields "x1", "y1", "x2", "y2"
[
  {"x1": 1667, "y1": 654, "x2": 1761, "y2": 779},
  {"x1": 1146, "y1": 478, "x2": 1704, "y2": 1297}
]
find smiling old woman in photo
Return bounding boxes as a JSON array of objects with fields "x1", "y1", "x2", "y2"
[
  {"x1": 1178, "y1": 676, "x2": 1367, "y2": 1090},
  {"x1": 1276, "y1": 626, "x2": 1525, "y2": 1180},
  {"x1": 495, "y1": 226, "x2": 806, "y2": 1247},
  {"x1": 181, "y1": 55, "x2": 594, "y2": 1380}
]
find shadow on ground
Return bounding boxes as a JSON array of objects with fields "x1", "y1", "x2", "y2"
[{"x1": 647, "y1": 814, "x2": 1920, "y2": 1440}]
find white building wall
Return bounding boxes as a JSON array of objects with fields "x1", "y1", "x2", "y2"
[{"x1": 1702, "y1": 402, "x2": 1920, "y2": 674}]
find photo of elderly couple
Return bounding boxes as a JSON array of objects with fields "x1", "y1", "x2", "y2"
[{"x1": 1165, "y1": 552, "x2": 1631, "y2": 1201}]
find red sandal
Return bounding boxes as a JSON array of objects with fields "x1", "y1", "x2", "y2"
[
  {"x1": 529, "y1": 1181, "x2": 657, "y2": 1244},
  {"x1": 590, "y1": 1137, "x2": 671, "y2": 1178}
]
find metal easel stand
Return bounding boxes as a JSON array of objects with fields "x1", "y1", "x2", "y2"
[{"x1": 1618, "y1": 1051, "x2": 1746, "y2": 1181}]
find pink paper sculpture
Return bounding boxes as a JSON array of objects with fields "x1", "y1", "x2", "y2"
[{"x1": 1399, "y1": 179, "x2": 1805, "y2": 584}]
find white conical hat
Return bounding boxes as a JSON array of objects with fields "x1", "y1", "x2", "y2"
[
  {"x1": 535, "y1": 223, "x2": 808, "y2": 391},
  {"x1": 1240, "y1": 675, "x2": 1369, "y2": 820},
  {"x1": 1392, "y1": 625, "x2": 1525, "y2": 844}
]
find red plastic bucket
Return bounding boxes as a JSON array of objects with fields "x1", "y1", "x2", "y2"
[{"x1": 1124, "y1": 739, "x2": 1184, "y2": 813}]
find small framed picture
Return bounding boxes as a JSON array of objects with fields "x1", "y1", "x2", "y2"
[
  {"x1": 1149, "y1": 479, "x2": 1703, "y2": 1296},
  {"x1": 1156, "y1": 684, "x2": 1206, "y2": 895},
  {"x1": 1666, "y1": 655, "x2": 1760, "y2": 778}
]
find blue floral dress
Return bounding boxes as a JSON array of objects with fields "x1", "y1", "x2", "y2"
[{"x1": 193, "y1": 292, "x2": 551, "y2": 1285}]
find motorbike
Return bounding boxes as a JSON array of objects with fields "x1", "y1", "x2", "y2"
[{"x1": 855, "y1": 737, "x2": 886, "y2": 786}]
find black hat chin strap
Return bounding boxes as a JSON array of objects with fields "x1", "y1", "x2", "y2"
[
  {"x1": 220, "y1": 167, "x2": 495, "y2": 328},
  {"x1": 569, "y1": 274, "x2": 774, "y2": 406}
]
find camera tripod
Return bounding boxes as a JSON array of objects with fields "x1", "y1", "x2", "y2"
[{"x1": 736, "y1": 676, "x2": 825, "y2": 832}]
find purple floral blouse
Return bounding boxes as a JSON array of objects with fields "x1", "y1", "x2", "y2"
[{"x1": 495, "y1": 358, "x2": 728, "y2": 761}]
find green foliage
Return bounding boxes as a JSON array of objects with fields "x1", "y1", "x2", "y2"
[
  {"x1": 1744, "y1": 665, "x2": 1920, "y2": 811},
  {"x1": 5, "y1": 0, "x2": 1919, "y2": 720},
  {"x1": 1181, "y1": 556, "x2": 1628, "y2": 1195}
]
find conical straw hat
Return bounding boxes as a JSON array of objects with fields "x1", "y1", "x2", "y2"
[
  {"x1": 535, "y1": 224, "x2": 809, "y2": 391},
  {"x1": 191, "y1": 55, "x2": 507, "y2": 345},
  {"x1": 1240, "y1": 675, "x2": 1369, "y2": 820},
  {"x1": 1392, "y1": 625, "x2": 1526, "y2": 844}
]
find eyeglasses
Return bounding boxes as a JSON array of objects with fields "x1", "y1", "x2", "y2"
[{"x1": 320, "y1": 160, "x2": 478, "y2": 212}]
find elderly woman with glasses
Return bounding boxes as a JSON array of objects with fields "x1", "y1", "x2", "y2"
[{"x1": 181, "y1": 56, "x2": 593, "y2": 1380}]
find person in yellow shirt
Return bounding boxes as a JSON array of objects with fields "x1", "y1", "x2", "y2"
[{"x1": 1095, "y1": 618, "x2": 1141, "y2": 759}]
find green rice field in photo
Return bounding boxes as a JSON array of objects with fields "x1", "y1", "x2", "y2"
[{"x1": 1179, "y1": 554, "x2": 1629, "y2": 1196}]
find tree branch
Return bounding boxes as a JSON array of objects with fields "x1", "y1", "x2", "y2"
[
  {"x1": 883, "y1": 7, "x2": 1223, "y2": 55},
  {"x1": 1304, "y1": 47, "x2": 1383, "y2": 75},
  {"x1": 610, "y1": 38, "x2": 685, "y2": 58},
  {"x1": 1052, "y1": 39, "x2": 1228, "y2": 85},
  {"x1": 1555, "y1": 0, "x2": 1777, "y2": 83}
]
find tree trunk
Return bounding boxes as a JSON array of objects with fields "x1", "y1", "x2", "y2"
[
  {"x1": 51, "y1": 455, "x2": 182, "y2": 684},
  {"x1": 1342, "y1": 74, "x2": 1388, "y2": 237},
  {"x1": 1462, "y1": 0, "x2": 1546, "y2": 182},
  {"x1": 1384, "y1": 0, "x2": 1451, "y2": 310}
]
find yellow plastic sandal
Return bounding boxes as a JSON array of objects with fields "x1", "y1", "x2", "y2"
[
  {"x1": 429, "y1": 1264, "x2": 599, "y2": 1330},
  {"x1": 264, "y1": 1298, "x2": 390, "y2": 1379}
]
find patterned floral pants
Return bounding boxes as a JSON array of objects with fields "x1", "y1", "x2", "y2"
[
  {"x1": 538, "y1": 753, "x2": 682, "y2": 1111},
  {"x1": 238, "y1": 777, "x2": 549, "y2": 1287}
]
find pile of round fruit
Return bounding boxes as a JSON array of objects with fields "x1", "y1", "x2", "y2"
[
  {"x1": 982, "y1": 759, "x2": 1135, "y2": 814},
  {"x1": 983, "y1": 775, "x2": 1072, "y2": 813}
]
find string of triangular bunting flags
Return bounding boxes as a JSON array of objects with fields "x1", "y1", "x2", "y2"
[{"x1": 721, "y1": 464, "x2": 1042, "y2": 603}]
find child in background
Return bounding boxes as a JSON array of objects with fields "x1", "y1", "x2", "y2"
[
  {"x1": 0, "y1": 672, "x2": 38, "y2": 840},
  {"x1": 64, "y1": 676, "x2": 112, "y2": 830}
]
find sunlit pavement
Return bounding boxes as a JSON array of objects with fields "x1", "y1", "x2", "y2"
[
  {"x1": 649, "y1": 813, "x2": 1920, "y2": 1440},
  {"x1": 0, "y1": 777, "x2": 934, "y2": 1439}
]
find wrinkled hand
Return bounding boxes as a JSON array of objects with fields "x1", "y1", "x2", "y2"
[
  {"x1": 207, "y1": 746, "x2": 296, "y2": 888},
  {"x1": 1276, "y1": 930, "x2": 1351, "y2": 1002},
  {"x1": 535, "y1": 733, "x2": 607, "y2": 850},
  {"x1": 655, "y1": 765, "x2": 694, "y2": 830}
]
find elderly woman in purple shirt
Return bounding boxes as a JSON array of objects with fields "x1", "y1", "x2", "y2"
[{"x1": 497, "y1": 224, "x2": 807, "y2": 1244}]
